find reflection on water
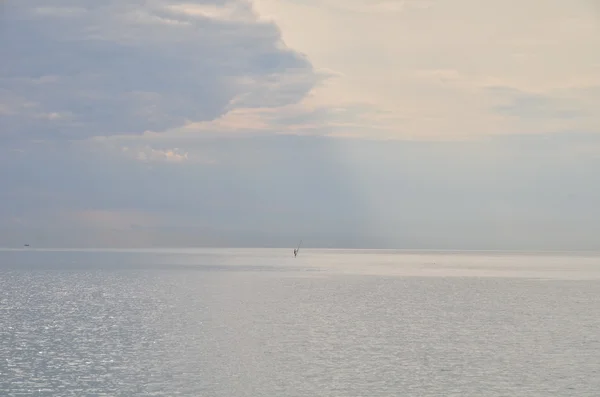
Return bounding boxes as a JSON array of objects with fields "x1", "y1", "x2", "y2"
[{"x1": 1, "y1": 249, "x2": 599, "y2": 396}]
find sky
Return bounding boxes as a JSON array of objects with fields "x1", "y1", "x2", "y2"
[{"x1": 1, "y1": 0, "x2": 599, "y2": 249}]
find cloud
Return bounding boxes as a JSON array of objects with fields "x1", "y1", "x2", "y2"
[
  {"x1": 3, "y1": 132, "x2": 600, "y2": 249},
  {"x1": 0, "y1": 0, "x2": 321, "y2": 142},
  {"x1": 0, "y1": 135, "x2": 373, "y2": 247},
  {"x1": 65, "y1": 209, "x2": 160, "y2": 230},
  {"x1": 250, "y1": 0, "x2": 600, "y2": 139},
  {"x1": 488, "y1": 86, "x2": 583, "y2": 120},
  {"x1": 3, "y1": 0, "x2": 598, "y2": 144},
  {"x1": 121, "y1": 145, "x2": 191, "y2": 163},
  {"x1": 2, "y1": 0, "x2": 600, "y2": 250}
]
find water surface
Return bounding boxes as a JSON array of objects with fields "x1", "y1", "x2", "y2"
[{"x1": 1, "y1": 249, "x2": 599, "y2": 396}]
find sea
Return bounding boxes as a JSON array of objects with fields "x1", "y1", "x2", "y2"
[{"x1": 1, "y1": 248, "x2": 599, "y2": 396}]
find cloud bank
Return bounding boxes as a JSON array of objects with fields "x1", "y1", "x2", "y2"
[
  {"x1": 1, "y1": 0, "x2": 600, "y2": 249},
  {"x1": 2, "y1": 0, "x2": 598, "y2": 144},
  {"x1": 1, "y1": 0, "x2": 322, "y2": 143}
]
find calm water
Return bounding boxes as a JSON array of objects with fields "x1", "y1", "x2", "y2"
[{"x1": 1, "y1": 248, "x2": 599, "y2": 396}]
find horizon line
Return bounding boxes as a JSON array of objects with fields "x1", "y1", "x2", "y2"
[{"x1": 1, "y1": 246, "x2": 600, "y2": 255}]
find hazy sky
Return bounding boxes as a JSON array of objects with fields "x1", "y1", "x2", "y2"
[{"x1": 1, "y1": 0, "x2": 599, "y2": 249}]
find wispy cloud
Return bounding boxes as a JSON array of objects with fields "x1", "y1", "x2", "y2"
[{"x1": 122, "y1": 146, "x2": 190, "y2": 163}]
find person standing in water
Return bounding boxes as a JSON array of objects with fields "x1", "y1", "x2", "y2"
[{"x1": 293, "y1": 249, "x2": 297, "y2": 257}]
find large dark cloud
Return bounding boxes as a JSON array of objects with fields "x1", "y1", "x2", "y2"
[{"x1": 0, "y1": 0, "x2": 319, "y2": 142}]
